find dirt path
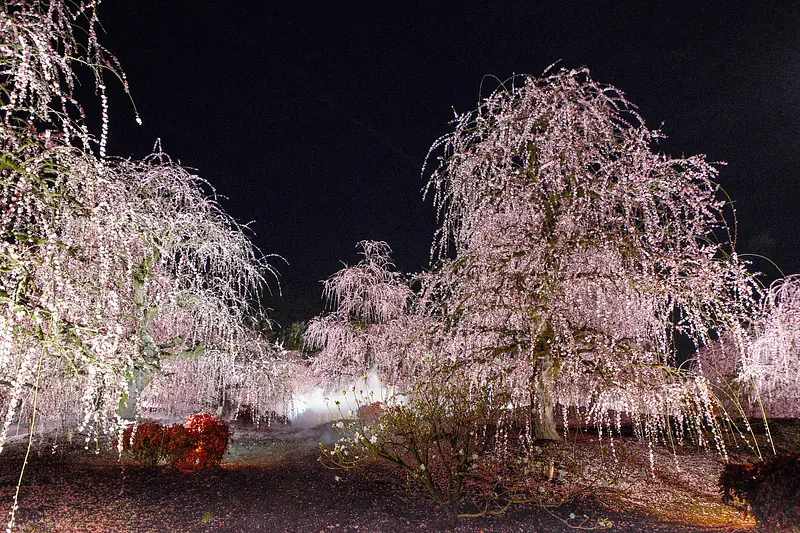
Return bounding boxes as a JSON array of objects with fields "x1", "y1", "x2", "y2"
[{"x1": 0, "y1": 425, "x2": 754, "y2": 532}]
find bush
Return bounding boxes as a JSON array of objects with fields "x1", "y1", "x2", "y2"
[
  {"x1": 356, "y1": 401, "x2": 385, "y2": 424},
  {"x1": 125, "y1": 414, "x2": 231, "y2": 471},
  {"x1": 122, "y1": 421, "x2": 167, "y2": 467},
  {"x1": 163, "y1": 423, "x2": 197, "y2": 470},
  {"x1": 321, "y1": 363, "x2": 512, "y2": 522},
  {"x1": 165, "y1": 413, "x2": 231, "y2": 471},
  {"x1": 721, "y1": 453, "x2": 800, "y2": 532},
  {"x1": 186, "y1": 413, "x2": 231, "y2": 468}
]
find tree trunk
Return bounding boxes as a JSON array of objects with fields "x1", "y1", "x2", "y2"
[
  {"x1": 116, "y1": 369, "x2": 149, "y2": 422},
  {"x1": 530, "y1": 356, "x2": 561, "y2": 441}
]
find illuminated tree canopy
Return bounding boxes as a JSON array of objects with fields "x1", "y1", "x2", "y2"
[
  {"x1": 306, "y1": 241, "x2": 427, "y2": 389},
  {"x1": 0, "y1": 1, "x2": 285, "y2": 452},
  {"x1": 419, "y1": 69, "x2": 761, "y2": 440}
]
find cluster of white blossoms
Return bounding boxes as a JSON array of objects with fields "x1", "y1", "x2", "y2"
[
  {"x1": 693, "y1": 275, "x2": 800, "y2": 420},
  {"x1": 306, "y1": 241, "x2": 430, "y2": 390},
  {"x1": 141, "y1": 330, "x2": 303, "y2": 422},
  {"x1": 740, "y1": 276, "x2": 800, "y2": 417},
  {"x1": 0, "y1": 149, "x2": 285, "y2": 445}
]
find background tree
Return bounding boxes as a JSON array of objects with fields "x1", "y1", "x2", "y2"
[
  {"x1": 742, "y1": 275, "x2": 800, "y2": 417},
  {"x1": 305, "y1": 241, "x2": 426, "y2": 390},
  {"x1": 699, "y1": 274, "x2": 800, "y2": 420},
  {"x1": 423, "y1": 68, "x2": 761, "y2": 441}
]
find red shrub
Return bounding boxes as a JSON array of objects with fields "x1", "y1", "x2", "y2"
[
  {"x1": 186, "y1": 413, "x2": 231, "y2": 468},
  {"x1": 123, "y1": 414, "x2": 231, "y2": 471},
  {"x1": 122, "y1": 421, "x2": 167, "y2": 467},
  {"x1": 164, "y1": 413, "x2": 231, "y2": 472},
  {"x1": 163, "y1": 423, "x2": 197, "y2": 471}
]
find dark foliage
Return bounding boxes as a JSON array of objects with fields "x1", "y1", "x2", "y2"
[
  {"x1": 721, "y1": 453, "x2": 800, "y2": 532},
  {"x1": 122, "y1": 421, "x2": 167, "y2": 467},
  {"x1": 234, "y1": 404, "x2": 291, "y2": 427}
]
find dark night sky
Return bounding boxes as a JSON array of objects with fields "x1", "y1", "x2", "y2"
[{"x1": 97, "y1": 1, "x2": 800, "y2": 324}]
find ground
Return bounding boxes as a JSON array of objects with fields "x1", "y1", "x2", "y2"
[{"x1": 1, "y1": 420, "x2": 789, "y2": 533}]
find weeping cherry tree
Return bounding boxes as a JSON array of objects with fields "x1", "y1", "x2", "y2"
[
  {"x1": 743, "y1": 275, "x2": 800, "y2": 417},
  {"x1": 700, "y1": 275, "x2": 800, "y2": 420},
  {"x1": 305, "y1": 240, "x2": 426, "y2": 390},
  {"x1": 0, "y1": 0, "x2": 286, "y2": 461},
  {"x1": 423, "y1": 68, "x2": 760, "y2": 444},
  {"x1": 309, "y1": 242, "x2": 518, "y2": 519}
]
